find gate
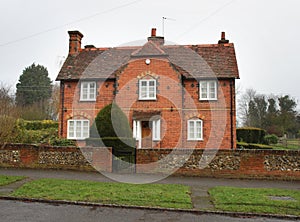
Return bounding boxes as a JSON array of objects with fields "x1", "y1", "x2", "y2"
[{"x1": 112, "y1": 149, "x2": 136, "y2": 173}]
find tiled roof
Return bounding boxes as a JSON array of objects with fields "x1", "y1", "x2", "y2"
[
  {"x1": 131, "y1": 41, "x2": 167, "y2": 57},
  {"x1": 56, "y1": 41, "x2": 239, "y2": 80}
]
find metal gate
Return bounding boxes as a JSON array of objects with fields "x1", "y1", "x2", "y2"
[{"x1": 112, "y1": 149, "x2": 136, "y2": 173}]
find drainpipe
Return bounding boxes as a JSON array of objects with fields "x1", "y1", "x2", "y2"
[
  {"x1": 230, "y1": 79, "x2": 234, "y2": 149},
  {"x1": 181, "y1": 77, "x2": 185, "y2": 147},
  {"x1": 60, "y1": 81, "x2": 65, "y2": 137}
]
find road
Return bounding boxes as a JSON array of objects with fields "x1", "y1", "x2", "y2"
[{"x1": 0, "y1": 200, "x2": 295, "y2": 222}]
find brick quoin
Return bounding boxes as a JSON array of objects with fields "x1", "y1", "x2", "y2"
[{"x1": 56, "y1": 29, "x2": 239, "y2": 149}]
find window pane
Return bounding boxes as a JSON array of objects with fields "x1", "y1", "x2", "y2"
[
  {"x1": 68, "y1": 121, "x2": 74, "y2": 138},
  {"x1": 149, "y1": 87, "x2": 155, "y2": 98},
  {"x1": 76, "y1": 121, "x2": 81, "y2": 138},
  {"x1": 149, "y1": 81, "x2": 155, "y2": 86},
  {"x1": 82, "y1": 83, "x2": 88, "y2": 89},
  {"x1": 141, "y1": 81, "x2": 147, "y2": 86},
  {"x1": 83, "y1": 121, "x2": 89, "y2": 138},
  {"x1": 141, "y1": 88, "x2": 147, "y2": 98},
  {"x1": 89, "y1": 82, "x2": 95, "y2": 89},
  {"x1": 201, "y1": 82, "x2": 208, "y2": 99},
  {"x1": 209, "y1": 81, "x2": 216, "y2": 99},
  {"x1": 189, "y1": 121, "x2": 194, "y2": 139},
  {"x1": 196, "y1": 121, "x2": 202, "y2": 139}
]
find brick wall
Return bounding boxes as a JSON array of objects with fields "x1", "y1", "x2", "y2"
[
  {"x1": 0, "y1": 144, "x2": 112, "y2": 172},
  {"x1": 1, "y1": 144, "x2": 299, "y2": 180},
  {"x1": 136, "y1": 148, "x2": 300, "y2": 180}
]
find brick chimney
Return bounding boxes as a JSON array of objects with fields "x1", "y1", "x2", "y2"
[
  {"x1": 218, "y1": 32, "x2": 229, "y2": 44},
  {"x1": 148, "y1": 28, "x2": 164, "y2": 45},
  {"x1": 68, "y1": 31, "x2": 84, "y2": 55}
]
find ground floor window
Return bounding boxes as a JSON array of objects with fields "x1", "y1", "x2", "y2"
[
  {"x1": 67, "y1": 119, "x2": 89, "y2": 140},
  {"x1": 187, "y1": 119, "x2": 203, "y2": 141}
]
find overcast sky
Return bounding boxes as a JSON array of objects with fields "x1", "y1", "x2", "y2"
[{"x1": 1, "y1": 0, "x2": 299, "y2": 108}]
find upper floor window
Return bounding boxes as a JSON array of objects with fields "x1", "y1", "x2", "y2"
[
  {"x1": 139, "y1": 79, "x2": 156, "y2": 100},
  {"x1": 187, "y1": 119, "x2": 203, "y2": 141},
  {"x1": 80, "y1": 81, "x2": 96, "y2": 101},
  {"x1": 67, "y1": 119, "x2": 89, "y2": 140},
  {"x1": 199, "y1": 80, "x2": 217, "y2": 100}
]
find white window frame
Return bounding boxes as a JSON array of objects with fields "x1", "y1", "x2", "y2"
[
  {"x1": 67, "y1": 119, "x2": 90, "y2": 140},
  {"x1": 139, "y1": 79, "x2": 156, "y2": 100},
  {"x1": 133, "y1": 120, "x2": 142, "y2": 148},
  {"x1": 80, "y1": 81, "x2": 96, "y2": 101},
  {"x1": 187, "y1": 119, "x2": 203, "y2": 141},
  {"x1": 152, "y1": 119, "x2": 161, "y2": 141},
  {"x1": 199, "y1": 80, "x2": 217, "y2": 100}
]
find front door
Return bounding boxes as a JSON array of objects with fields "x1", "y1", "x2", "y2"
[{"x1": 142, "y1": 121, "x2": 152, "y2": 148}]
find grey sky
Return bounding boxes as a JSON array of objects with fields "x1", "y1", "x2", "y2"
[{"x1": 1, "y1": 0, "x2": 299, "y2": 108}]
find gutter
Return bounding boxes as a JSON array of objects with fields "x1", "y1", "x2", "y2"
[{"x1": 229, "y1": 79, "x2": 234, "y2": 149}]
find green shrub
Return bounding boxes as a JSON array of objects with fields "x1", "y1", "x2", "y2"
[
  {"x1": 237, "y1": 141, "x2": 273, "y2": 150},
  {"x1": 49, "y1": 138, "x2": 76, "y2": 147},
  {"x1": 264, "y1": 134, "x2": 279, "y2": 145},
  {"x1": 22, "y1": 120, "x2": 58, "y2": 130},
  {"x1": 86, "y1": 137, "x2": 135, "y2": 153},
  {"x1": 93, "y1": 103, "x2": 132, "y2": 138},
  {"x1": 237, "y1": 127, "x2": 266, "y2": 144},
  {"x1": 89, "y1": 103, "x2": 135, "y2": 159}
]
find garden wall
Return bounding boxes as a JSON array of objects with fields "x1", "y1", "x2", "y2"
[
  {"x1": 0, "y1": 144, "x2": 299, "y2": 180},
  {"x1": 0, "y1": 144, "x2": 112, "y2": 172},
  {"x1": 136, "y1": 149, "x2": 300, "y2": 180}
]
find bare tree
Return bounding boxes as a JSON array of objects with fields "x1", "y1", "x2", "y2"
[
  {"x1": 237, "y1": 88, "x2": 256, "y2": 126},
  {"x1": 47, "y1": 83, "x2": 60, "y2": 120},
  {"x1": 0, "y1": 83, "x2": 20, "y2": 144}
]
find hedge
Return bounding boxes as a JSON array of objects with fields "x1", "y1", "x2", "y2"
[
  {"x1": 237, "y1": 142, "x2": 273, "y2": 150},
  {"x1": 86, "y1": 137, "x2": 136, "y2": 153},
  {"x1": 18, "y1": 119, "x2": 58, "y2": 130},
  {"x1": 237, "y1": 127, "x2": 266, "y2": 144},
  {"x1": 264, "y1": 134, "x2": 279, "y2": 145}
]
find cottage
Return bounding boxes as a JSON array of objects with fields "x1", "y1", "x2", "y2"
[{"x1": 56, "y1": 28, "x2": 239, "y2": 149}]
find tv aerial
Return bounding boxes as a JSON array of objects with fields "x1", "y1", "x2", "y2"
[{"x1": 162, "y1": 17, "x2": 176, "y2": 37}]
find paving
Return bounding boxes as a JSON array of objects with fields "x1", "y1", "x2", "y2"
[{"x1": 0, "y1": 168, "x2": 299, "y2": 212}]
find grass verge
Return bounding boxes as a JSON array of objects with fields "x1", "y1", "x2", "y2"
[
  {"x1": 0, "y1": 175, "x2": 25, "y2": 186},
  {"x1": 11, "y1": 178, "x2": 192, "y2": 209},
  {"x1": 209, "y1": 186, "x2": 300, "y2": 216}
]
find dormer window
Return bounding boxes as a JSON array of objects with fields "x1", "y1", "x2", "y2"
[
  {"x1": 80, "y1": 81, "x2": 96, "y2": 101},
  {"x1": 139, "y1": 79, "x2": 156, "y2": 100}
]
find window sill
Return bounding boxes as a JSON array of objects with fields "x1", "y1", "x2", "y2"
[
  {"x1": 138, "y1": 98, "x2": 157, "y2": 101},
  {"x1": 79, "y1": 99, "x2": 96, "y2": 102},
  {"x1": 199, "y1": 99, "x2": 218, "y2": 101},
  {"x1": 187, "y1": 139, "x2": 204, "y2": 141}
]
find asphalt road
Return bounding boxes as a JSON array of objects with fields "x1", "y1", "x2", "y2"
[{"x1": 0, "y1": 200, "x2": 295, "y2": 222}]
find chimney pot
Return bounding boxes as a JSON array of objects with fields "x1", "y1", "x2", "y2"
[
  {"x1": 221, "y1": 32, "x2": 226, "y2": 40},
  {"x1": 218, "y1": 31, "x2": 229, "y2": 44},
  {"x1": 151, "y1": 28, "x2": 156, "y2": 37}
]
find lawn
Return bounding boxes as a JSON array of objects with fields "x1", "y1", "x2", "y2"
[
  {"x1": 209, "y1": 186, "x2": 300, "y2": 216},
  {"x1": 11, "y1": 178, "x2": 192, "y2": 209},
  {"x1": 0, "y1": 175, "x2": 25, "y2": 186}
]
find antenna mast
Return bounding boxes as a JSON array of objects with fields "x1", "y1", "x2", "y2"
[{"x1": 162, "y1": 17, "x2": 175, "y2": 37}]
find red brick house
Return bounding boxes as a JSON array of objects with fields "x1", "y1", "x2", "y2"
[{"x1": 56, "y1": 28, "x2": 239, "y2": 149}]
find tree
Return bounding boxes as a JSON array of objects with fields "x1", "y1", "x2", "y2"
[
  {"x1": 238, "y1": 89, "x2": 299, "y2": 138},
  {"x1": 0, "y1": 83, "x2": 20, "y2": 143},
  {"x1": 16, "y1": 63, "x2": 52, "y2": 119},
  {"x1": 47, "y1": 83, "x2": 60, "y2": 120},
  {"x1": 277, "y1": 95, "x2": 298, "y2": 137},
  {"x1": 238, "y1": 88, "x2": 256, "y2": 126}
]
